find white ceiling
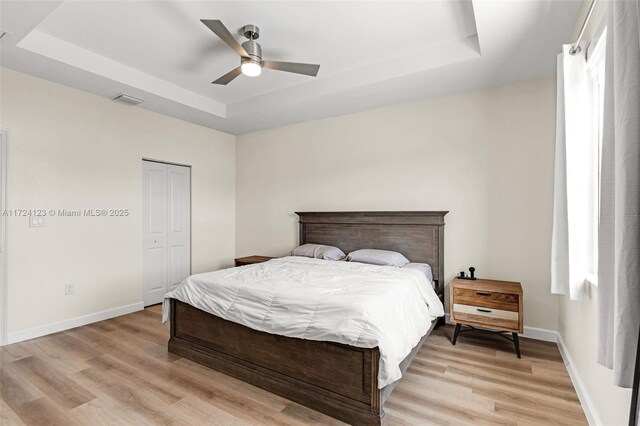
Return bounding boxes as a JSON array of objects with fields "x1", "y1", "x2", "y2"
[{"x1": 1, "y1": 1, "x2": 580, "y2": 135}]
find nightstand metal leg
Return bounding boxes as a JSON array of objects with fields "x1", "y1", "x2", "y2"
[
  {"x1": 513, "y1": 332, "x2": 521, "y2": 358},
  {"x1": 452, "y1": 323, "x2": 461, "y2": 345}
]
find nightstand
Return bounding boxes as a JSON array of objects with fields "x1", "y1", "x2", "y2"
[
  {"x1": 234, "y1": 255, "x2": 274, "y2": 267},
  {"x1": 450, "y1": 277, "x2": 523, "y2": 358}
]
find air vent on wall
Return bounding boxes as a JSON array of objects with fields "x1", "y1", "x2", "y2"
[{"x1": 111, "y1": 93, "x2": 143, "y2": 106}]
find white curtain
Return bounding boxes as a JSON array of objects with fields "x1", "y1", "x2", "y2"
[
  {"x1": 596, "y1": 0, "x2": 640, "y2": 389},
  {"x1": 551, "y1": 41, "x2": 595, "y2": 300}
]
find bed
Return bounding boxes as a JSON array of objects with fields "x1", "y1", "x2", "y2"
[{"x1": 165, "y1": 211, "x2": 447, "y2": 425}]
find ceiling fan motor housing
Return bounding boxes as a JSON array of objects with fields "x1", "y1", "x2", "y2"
[{"x1": 241, "y1": 40, "x2": 262, "y2": 60}]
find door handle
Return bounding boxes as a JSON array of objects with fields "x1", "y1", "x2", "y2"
[
  {"x1": 476, "y1": 308, "x2": 492, "y2": 313},
  {"x1": 476, "y1": 292, "x2": 491, "y2": 296}
]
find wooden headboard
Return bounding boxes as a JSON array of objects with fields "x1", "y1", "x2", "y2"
[{"x1": 296, "y1": 211, "x2": 447, "y2": 301}]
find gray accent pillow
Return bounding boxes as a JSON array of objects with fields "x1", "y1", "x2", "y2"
[
  {"x1": 346, "y1": 249, "x2": 410, "y2": 267},
  {"x1": 290, "y1": 244, "x2": 346, "y2": 261},
  {"x1": 403, "y1": 263, "x2": 434, "y2": 287}
]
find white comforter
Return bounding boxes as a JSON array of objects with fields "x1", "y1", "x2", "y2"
[{"x1": 162, "y1": 256, "x2": 444, "y2": 388}]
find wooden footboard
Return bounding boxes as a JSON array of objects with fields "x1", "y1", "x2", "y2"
[{"x1": 168, "y1": 299, "x2": 385, "y2": 425}]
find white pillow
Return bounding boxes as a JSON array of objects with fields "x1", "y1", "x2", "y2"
[
  {"x1": 291, "y1": 244, "x2": 346, "y2": 261},
  {"x1": 346, "y1": 249, "x2": 410, "y2": 267},
  {"x1": 403, "y1": 263, "x2": 434, "y2": 287}
]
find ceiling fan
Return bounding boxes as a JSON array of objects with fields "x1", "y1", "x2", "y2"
[{"x1": 201, "y1": 20, "x2": 321, "y2": 85}]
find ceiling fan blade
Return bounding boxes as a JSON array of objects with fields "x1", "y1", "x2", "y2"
[
  {"x1": 212, "y1": 66, "x2": 242, "y2": 85},
  {"x1": 262, "y1": 61, "x2": 320, "y2": 77},
  {"x1": 201, "y1": 19, "x2": 249, "y2": 57}
]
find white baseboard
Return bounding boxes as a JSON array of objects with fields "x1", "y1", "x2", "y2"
[
  {"x1": 556, "y1": 333, "x2": 600, "y2": 426},
  {"x1": 521, "y1": 325, "x2": 558, "y2": 342},
  {"x1": 443, "y1": 313, "x2": 558, "y2": 342},
  {"x1": 6, "y1": 301, "x2": 144, "y2": 345}
]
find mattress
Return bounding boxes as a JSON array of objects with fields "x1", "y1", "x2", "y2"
[{"x1": 162, "y1": 256, "x2": 444, "y2": 388}]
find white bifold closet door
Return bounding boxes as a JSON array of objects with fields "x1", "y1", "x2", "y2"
[{"x1": 142, "y1": 160, "x2": 191, "y2": 306}]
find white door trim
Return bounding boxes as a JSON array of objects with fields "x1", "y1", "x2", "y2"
[
  {"x1": 0, "y1": 131, "x2": 8, "y2": 346},
  {"x1": 141, "y1": 157, "x2": 191, "y2": 168}
]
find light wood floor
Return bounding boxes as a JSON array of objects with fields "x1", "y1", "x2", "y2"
[{"x1": 0, "y1": 305, "x2": 587, "y2": 425}]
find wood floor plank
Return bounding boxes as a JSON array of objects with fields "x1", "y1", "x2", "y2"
[
  {"x1": 157, "y1": 364, "x2": 305, "y2": 426},
  {"x1": 75, "y1": 366, "x2": 176, "y2": 425},
  {"x1": 11, "y1": 397, "x2": 79, "y2": 426},
  {"x1": 279, "y1": 402, "x2": 348, "y2": 425},
  {"x1": 529, "y1": 358, "x2": 573, "y2": 375},
  {"x1": 444, "y1": 364, "x2": 580, "y2": 402},
  {"x1": 68, "y1": 369, "x2": 158, "y2": 426},
  {"x1": 390, "y1": 385, "x2": 512, "y2": 426},
  {"x1": 42, "y1": 331, "x2": 99, "y2": 361},
  {"x1": 174, "y1": 357, "x2": 293, "y2": 412},
  {"x1": 394, "y1": 381, "x2": 496, "y2": 416},
  {"x1": 472, "y1": 384, "x2": 585, "y2": 419},
  {"x1": 0, "y1": 344, "x2": 34, "y2": 363},
  {"x1": 0, "y1": 399, "x2": 27, "y2": 426},
  {"x1": 406, "y1": 356, "x2": 448, "y2": 375},
  {"x1": 68, "y1": 397, "x2": 154, "y2": 426},
  {"x1": 1, "y1": 308, "x2": 587, "y2": 426},
  {"x1": 86, "y1": 320, "x2": 118, "y2": 333},
  {"x1": 70, "y1": 323, "x2": 304, "y2": 426},
  {"x1": 406, "y1": 359, "x2": 586, "y2": 424},
  {"x1": 384, "y1": 406, "x2": 438, "y2": 426},
  {"x1": 86, "y1": 354, "x2": 185, "y2": 405},
  {"x1": 402, "y1": 368, "x2": 473, "y2": 396},
  {"x1": 494, "y1": 400, "x2": 586, "y2": 426},
  {"x1": 387, "y1": 395, "x2": 505, "y2": 426},
  {"x1": 108, "y1": 318, "x2": 168, "y2": 346},
  {"x1": 168, "y1": 395, "x2": 250, "y2": 426},
  {"x1": 11, "y1": 355, "x2": 96, "y2": 411},
  {"x1": 426, "y1": 342, "x2": 535, "y2": 374},
  {"x1": 0, "y1": 362, "x2": 44, "y2": 407},
  {"x1": 26, "y1": 338, "x2": 93, "y2": 375}
]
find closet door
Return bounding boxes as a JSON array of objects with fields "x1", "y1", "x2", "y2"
[
  {"x1": 142, "y1": 161, "x2": 168, "y2": 306},
  {"x1": 143, "y1": 161, "x2": 191, "y2": 306},
  {"x1": 167, "y1": 164, "x2": 191, "y2": 290}
]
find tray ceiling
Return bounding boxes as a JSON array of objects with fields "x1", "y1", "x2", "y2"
[{"x1": 0, "y1": 1, "x2": 581, "y2": 134}]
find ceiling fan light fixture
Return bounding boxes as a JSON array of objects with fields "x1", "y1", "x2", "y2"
[{"x1": 241, "y1": 60, "x2": 262, "y2": 77}]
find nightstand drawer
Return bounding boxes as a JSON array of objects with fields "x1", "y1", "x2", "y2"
[
  {"x1": 235, "y1": 255, "x2": 275, "y2": 267},
  {"x1": 453, "y1": 288, "x2": 519, "y2": 312},
  {"x1": 452, "y1": 303, "x2": 519, "y2": 330}
]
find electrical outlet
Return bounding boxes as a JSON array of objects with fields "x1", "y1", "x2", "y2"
[
  {"x1": 65, "y1": 284, "x2": 74, "y2": 295},
  {"x1": 29, "y1": 216, "x2": 45, "y2": 227}
]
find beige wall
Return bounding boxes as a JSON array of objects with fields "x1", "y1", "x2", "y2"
[
  {"x1": 1, "y1": 68, "x2": 236, "y2": 335},
  {"x1": 236, "y1": 76, "x2": 559, "y2": 331},
  {"x1": 558, "y1": 1, "x2": 632, "y2": 425}
]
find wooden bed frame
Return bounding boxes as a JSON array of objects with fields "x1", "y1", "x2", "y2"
[{"x1": 168, "y1": 211, "x2": 447, "y2": 425}]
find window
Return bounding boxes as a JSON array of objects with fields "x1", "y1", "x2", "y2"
[
  {"x1": 585, "y1": 27, "x2": 607, "y2": 286},
  {"x1": 551, "y1": 27, "x2": 608, "y2": 299}
]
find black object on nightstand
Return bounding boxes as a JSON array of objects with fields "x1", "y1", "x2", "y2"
[{"x1": 457, "y1": 266, "x2": 477, "y2": 280}]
